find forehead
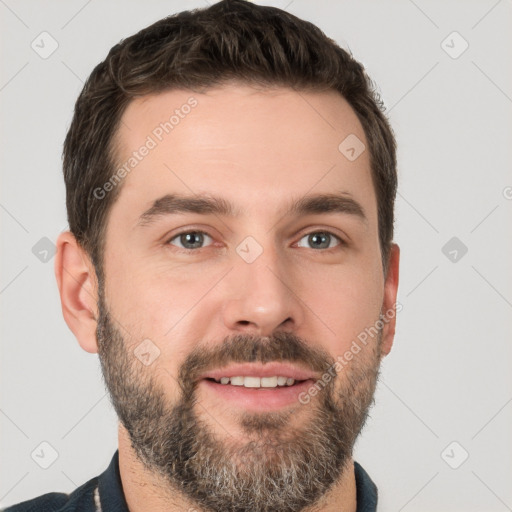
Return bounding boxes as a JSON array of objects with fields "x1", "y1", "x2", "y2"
[{"x1": 110, "y1": 84, "x2": 375, "y2": 225}]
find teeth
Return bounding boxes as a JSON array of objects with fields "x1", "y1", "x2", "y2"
[
  {"x1": 244, "y1": 376, "x2": 260, "y2": 388},
  {"x1": 215, "y1": 376, "x2": 298, "y2": 388},
  {"x1": 260, "y1": 376, "x2": 278, "y2": 387}
]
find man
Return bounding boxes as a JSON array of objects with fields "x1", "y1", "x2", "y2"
[{"x1": 5, "y1": 0, "x2": 399, "y2": 510}]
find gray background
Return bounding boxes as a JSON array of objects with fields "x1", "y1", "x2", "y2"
[{"x1": 1, "y1": 0, "x2": 511, "y2": 510}]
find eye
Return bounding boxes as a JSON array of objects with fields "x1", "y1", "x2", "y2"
[
  {"x1": 296, "y1": 231, "x2": 343, "y2": 250},
  {"x1": 166, "y1": 229, "x2": 344, "y2": 253},
  {"x1": 167, "y1": 230, "x2": 214, "y2": 251}
]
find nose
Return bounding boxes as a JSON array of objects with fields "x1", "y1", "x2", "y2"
[{"x1": 221, "y1": 243, "x2": 304, "y2": 336}]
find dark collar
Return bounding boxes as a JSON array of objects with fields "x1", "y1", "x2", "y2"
[
  {"x1": 97, "y1": 451, "x2": 130, "y2": 511},
  {"x1": 354, "y1": 461, "x2": 378, "y2": 512}
]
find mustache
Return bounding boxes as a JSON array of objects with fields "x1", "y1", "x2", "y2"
[{"x1": 178, "y1": 331, "x2": 335, "y2": 392}]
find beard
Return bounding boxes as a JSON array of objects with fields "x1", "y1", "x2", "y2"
[{"x1": 96, "y1": 288, "x2": 382, "y2": 512}]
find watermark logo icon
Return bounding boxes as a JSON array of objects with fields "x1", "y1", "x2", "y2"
[
  {"x1": 338, "y1": 134, "x2": 366, "y2": 162},
  {"x1": 441, "y1": 441, "x2": 469, "y2": 469},
  {"x1": 32, "y1": 237, "x2": 56, "y2": 263},
  {"x1": 236, "y1": 236, "x2": 263, "y2": 263},
  {"x1": 441, "y1": 31, "x2": 469, "y2": 59},
  {"x1": 442, "y1": 236, "x2": 468, "y2": 263},
  {"x1": 31, "y1": 441, "x2": 59, "y2": 469},
  {"x1": 134, "y1": 338, "x2": 160, "y2": 366},
  {"x1": 31, "y1": 31, "x2": 59, "y2": 59}
]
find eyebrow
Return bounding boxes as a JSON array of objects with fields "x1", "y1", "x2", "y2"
[{"x1": 136, "y1": 192, "x2": 367, "y2": 227}]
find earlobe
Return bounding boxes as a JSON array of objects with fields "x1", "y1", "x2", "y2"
[
  {"x1": 54, "y1": 231, "x2": 100, "y2": 354},
  {"x1": 380, "y1": 243, "x2": 400, "y2": 358}
]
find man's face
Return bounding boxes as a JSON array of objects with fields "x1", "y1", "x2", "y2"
[{"x1": 95, "y1": 84, "x2": 397, "y2": 511}]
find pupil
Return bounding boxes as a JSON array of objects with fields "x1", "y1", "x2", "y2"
[
  {"x1": 182, "y1": 232, "x2": 203, "y2": 248},
  {"x1": 310, "y1": 232, "x2": 329, "y2": 249}
]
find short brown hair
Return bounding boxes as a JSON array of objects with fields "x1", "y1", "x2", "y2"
[{"x1": 63, "y1": 0, "x2": 397, "y2": 283}]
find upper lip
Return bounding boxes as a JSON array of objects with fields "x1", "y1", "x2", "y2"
[{"x1": 199, "y1": 362, "x2": 318, "y2": 382}]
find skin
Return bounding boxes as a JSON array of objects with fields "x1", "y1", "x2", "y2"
[{"x1": 55, "y1": 83, "x2": 399, "y2": 511}]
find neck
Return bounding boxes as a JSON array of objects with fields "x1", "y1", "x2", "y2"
[{"x1": 118, "y1": 423, "x2": 358, "y2": 512}]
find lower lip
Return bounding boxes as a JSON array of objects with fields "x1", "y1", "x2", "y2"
[{"x1": 199, "y1": 378, "x2": 314, "y2": 411}]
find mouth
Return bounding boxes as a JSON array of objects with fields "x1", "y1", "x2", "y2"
[{"x1": 197, "y1": 362, "x2": 317, "y2": 411}]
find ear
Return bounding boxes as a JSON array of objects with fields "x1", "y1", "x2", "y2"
[
  {"x1": 54, "y1": 231, "x2": 100, "y2": 354},
  {"x1": 380, "y1": 243, "x2": 400, "y2": 358}
]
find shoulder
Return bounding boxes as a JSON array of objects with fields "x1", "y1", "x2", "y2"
[
  {"x1": 3, "y1": 492, "x2": 71, "y2": 512},
  {"x1": 3, "y1": 477, "x2": 98, "y2": 512}
]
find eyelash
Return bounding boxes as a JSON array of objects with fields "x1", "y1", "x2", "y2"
[{"x1": 165, "y1": 229, "x2": 346, "y2": 254}]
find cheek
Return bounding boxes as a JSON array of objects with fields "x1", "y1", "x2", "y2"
[
  {"x1": 102, "y1": 262, "x2": 211, "y2": 395},
  {"x1": 115, "y1": 274, "x2": 197, "y2": 326},
  {"x1": 105, "y1": 255, "x2": 220, "y2": 349},
  {"x1": 302, "y1": 262, "x2": 384, "y2": 353}
]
